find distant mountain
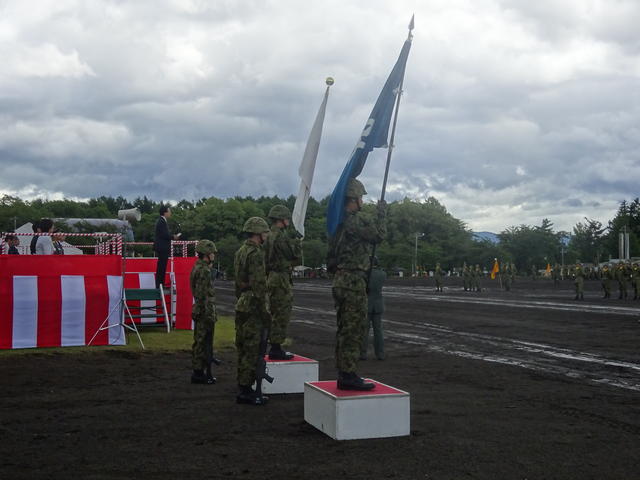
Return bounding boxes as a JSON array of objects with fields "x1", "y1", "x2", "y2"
[{"x1": 472, "y1": 231, "x2": 500, "y2": 244}]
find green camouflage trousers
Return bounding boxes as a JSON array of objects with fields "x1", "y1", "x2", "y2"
[
  {"x1": 575, "y1": 277, "x2": 584, "y2": 295},
  {"x1": 267, "y1": 272, "x2": 293, "y2": 344},
  {"x1": 192, "y1": 303, "x2": 216, "y2": 370},
  {"x1": 602, "y1": 278, "x2": 611, "y2": 296},
  {"x1": 192, "y1": 319, "x2": 215, "y2": 370},
  {"x1": 235, "y1": 310, "x2": 262, "y2": 386},
  {"x1": 332, "y1": 271, "x2": 367, "y2": 373}
]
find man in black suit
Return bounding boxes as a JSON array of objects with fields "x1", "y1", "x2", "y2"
[{"x1": 154, "y1": 205, "x2": 180, "y2": 288}]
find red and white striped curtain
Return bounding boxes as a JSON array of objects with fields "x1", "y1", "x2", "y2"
[{"x1": 0, "y1": 256, "x2": 125, "y2": 349}]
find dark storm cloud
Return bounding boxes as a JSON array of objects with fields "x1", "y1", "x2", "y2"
[{"x1": 0, "y1": 0, "x2": 638, "y2": 231}]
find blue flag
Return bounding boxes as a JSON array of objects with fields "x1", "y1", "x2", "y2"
[{"x1": 326, "y1": 37, "x2": 412, "y2": 236}]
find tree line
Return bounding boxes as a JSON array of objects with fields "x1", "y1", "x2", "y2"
[{"x1": 1, "y1": 194, "x2": 637, "y2": 275}]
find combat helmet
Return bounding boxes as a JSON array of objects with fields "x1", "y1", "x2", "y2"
[
  {"x1": 243, "y1": 217, "x2": 270, "y2": 234},
  {"x1": 346, "y1": 178, "x2": 367, "y2": 198},
  {"x1": 196, "y1": 239, "x2": 217, "y2": 255},
  {"x1": 268, "y1": 204, "x2": 291, "y2": 220}
]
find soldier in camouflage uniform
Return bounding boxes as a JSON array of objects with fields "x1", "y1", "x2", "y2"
[
  {"x1": 503, "y1": 262, "x2": 512, "y2": 291},
  {"x1": 434, "y1": 262, "x2": 443, "y2": 292},
  {"x1": 616, "y1": 262, "x2": 628, "y2": 300},
  {"x1": 552, "y1": 263, "x2": 561, "y2": 287},
  {"x1": 601, "y1": 264, "x2": 612, "y2": 299},
  {"x1": 329, "y1": 178, "x2": 386, "y2": 390},
  {"x1": 473, "y1": 264, "x2": 482, "y2": 292},
  {"x1": 264, "y1": 205, "x2": 302, "y2": 360},
  {"x1": 190, "y1": 239, "x2": 219, "y2": 384},
  {"x1": 573, "y1": 262, "x2": 584, "y2": 300},
  {"x1": 631, "y1": 263, "x2": 640, "y2": 300},
  {"x1": 234, "y1": 217, "x2": 271, "y2": 405},
  {"x1": 462, "y1": 263, "x2": 471, "y2": 291}
]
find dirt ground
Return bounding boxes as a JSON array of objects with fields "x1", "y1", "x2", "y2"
[{"x1": 1, "y1": 277, "x2": 639, "y2": 479}]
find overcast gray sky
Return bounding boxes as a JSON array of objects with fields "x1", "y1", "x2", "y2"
[{"x1": 1, "y1": 0, "x2": 638, "y2": 232}]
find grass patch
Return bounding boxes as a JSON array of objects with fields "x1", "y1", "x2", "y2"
[{"x1": 0, "y1": 316, "x2": 236, "y2": 356}]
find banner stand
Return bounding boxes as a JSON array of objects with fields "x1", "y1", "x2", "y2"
[{"x1": 88, "y1": 280, "x2": 145, "y2": 349}]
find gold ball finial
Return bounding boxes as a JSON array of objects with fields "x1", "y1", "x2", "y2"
[{"x1": 326, "y1": 77, "x2": 334, "y2": 86}]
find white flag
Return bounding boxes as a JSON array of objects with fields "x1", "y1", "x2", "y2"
[{"x1": 292, "y1": 82, "x2": 332, "y2": 236}]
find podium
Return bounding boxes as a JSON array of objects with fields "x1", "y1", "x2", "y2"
[
  {"x1": 258, "y1": 354, "x2": 319, "y2": 394},
  {"x1": 304, "y1": 380, "x2": 410, "y2": 440}
]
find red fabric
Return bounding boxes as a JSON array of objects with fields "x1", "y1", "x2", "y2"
[
  {"x1": 308, "y1": 380, "x2": 407, "y2": 397},
  {"x1": 0, "y1": 272, "x2": 12, "y2": 349},
  {"x1": 265, "y1": 354, "x2": 316, "y2": 363},
  {"x1": 84, "y1": 276, "x2": 109, "y2": 346}
]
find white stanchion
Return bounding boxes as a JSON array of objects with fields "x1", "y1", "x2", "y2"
[
  {"x1": 304, "y1": 379, "x2": 410, "y2": 440},
  {"x1": 254, "y1": 355, "x2": 319, "y2": 394}
]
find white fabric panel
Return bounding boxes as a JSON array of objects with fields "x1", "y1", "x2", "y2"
[
  {"x1": 107, "y1": 275, "x2": 125, "y2": 345},
  {"x1": 60, "y1": 276, "x2": 86, "y2": 347},
  {"x1": 138, "y1": 273, "x2": 157, "y2": 324},
  {"x1": 12, "y1": 276, "x2": 38, "y2": 349}
]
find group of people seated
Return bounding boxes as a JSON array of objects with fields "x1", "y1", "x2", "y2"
[{"x1": 3, "y1": 218, "x2": 66, "y2": 255}]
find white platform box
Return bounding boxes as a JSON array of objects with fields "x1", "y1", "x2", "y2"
[
  {"x1": 304, "y1": 379, "x2": 410, "y2": 440},
  {"x1": 257, "y1": 354, "x2": 319, "y2": 394}
]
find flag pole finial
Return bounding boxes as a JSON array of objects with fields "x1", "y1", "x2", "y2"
[
  {"x1": 407, "y1": 14, "x2": 415, "y2": 40},
  {"x1": 326, "y1": 77, "x2": 334, "y2": 86}
]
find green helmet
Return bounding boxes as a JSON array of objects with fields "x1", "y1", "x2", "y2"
[
  {"x1": 196, "y1": 239, "x2": 217, "y2": 255},
  {"x1": 243, "y1": 217, "x2": 270, "y2": 234},
  {"x1": 346, "y1": 178, "x2": 367, "y2": 198},
  {"x1": 268, "y1": 204, "x2": 291, "y2": 220}
]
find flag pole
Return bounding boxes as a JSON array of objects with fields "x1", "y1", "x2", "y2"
[
  {"x1": 370, "y1": 15, "x2": 414, "y2": 275},
  {"x1": 379, "y1": 15, "x2": 413, "y2": 202}
]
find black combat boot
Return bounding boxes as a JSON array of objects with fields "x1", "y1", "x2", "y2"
[
  {"x1": 574, "y1": 295, "x2": 579, "y2": 300},
  {"x1": 268, "y1": 344, "x2": 294, "y2": 360},
  {"x1": 205, "y1": 366, "x2": 217, "y2": 384},
  {"x1": 191, "y1": 369, "x2": 210, "y2": 384},
  {"x1": 337, "y1": 371, "x2": 375, "y2": 391},
  {"x1": 236, "y1": 385, "x2": 269, "y2": 405},
  {"x1": 580, "y1": 293, "x2": 584, "y2": 300}
]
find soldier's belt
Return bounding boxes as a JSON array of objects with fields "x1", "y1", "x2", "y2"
[{"x1": 336, "y1": 269, "x2": 368, "y2": 280}]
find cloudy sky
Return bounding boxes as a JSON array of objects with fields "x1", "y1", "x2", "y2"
[{"x1": 1, "y1": 0, "x2": 638, "y2": 232}]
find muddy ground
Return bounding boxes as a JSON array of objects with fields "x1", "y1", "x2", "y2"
[{"x1": 1, "y1": 277, "x2": 639, "y2": 479}]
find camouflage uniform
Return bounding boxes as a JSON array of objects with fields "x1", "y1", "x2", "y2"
[
  {"x1": 332, "y1": 204, "x2": 386, "y2": 373},
  {"x1": 473, "y1": 265, "x2": 482, "y2": 292},
  {"x1": 462, "y1": 264, "x2": 471, "y2": 291},
  {"x1": 190, "y1": 258, "x2": 217, "y2": 371},
  {"x1": 234, "y1": 238, "x2": 269, "y2": 387},
  {"x1": 573, "y1": 264, "x2": 584, "y2": 300},
  {"x1": 552, "y1": 263, "x2": 561, "y2": 287},
  {"x1": 615, "y1": 263, "x2": 628, "y2": 299},
  {"x1": 265, "y1": 219, "x2": 301, "y2": 345},
  {"x1": 502, "y1": 263, "x2": 512, "y2": 291},
  {"x1": 434, "y1": 263, "x2": 443, "y2": 292},
  {"x1": 631, "y1": 264, "x2": 640, "y2": 300},
  {"x1": 601, "y1": 265, "x2": 612, "y2": 299}
]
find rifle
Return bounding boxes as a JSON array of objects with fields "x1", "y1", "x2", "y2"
[{"x1": 255, "y1": 325, "x2": 274, "y2": 397}]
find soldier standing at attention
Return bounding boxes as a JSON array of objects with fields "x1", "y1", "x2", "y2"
[
  {"x1": 601, "y1": 264, "x2": 612, "y2": 299},
  {"x1": 616, "y1": 262, "x2": 628, "y2": 300},
  {"x1": 330, "y1": 178, "x2": 386, "y2": 390},
  {"x1": 503, "y1": 262, "x2": 512, "y2": 291},
  {"x1": 573, "y1": 262, "x2": 585, "y2": 300},
  {"x1": 632, "y1": 263, "x2": 640, "y2": 300},
  {"x1": 462, "y1": 263, "x2": 471, "y2": 291},
  {"x1": 552, "y1": 263, "x2": 561, "y2": 287},
  {"x1": 234, "y1": 217, "x2": 271, "y2": 405},
  {"x1": 190, "y1": 240, "x2": 218, "y2": 385},
  {"x1": 360, "y1": 256, "x2": 386, "y2": 361},
  {"x1": 473, "y1": 264, "x2": 482, "y2": 292},
  {"x1": 434, "y1": 262, "x2": 443, "y2": 292},
  {"x1": 264, "y1": 204, "x2": 301, "y2": 360}
]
